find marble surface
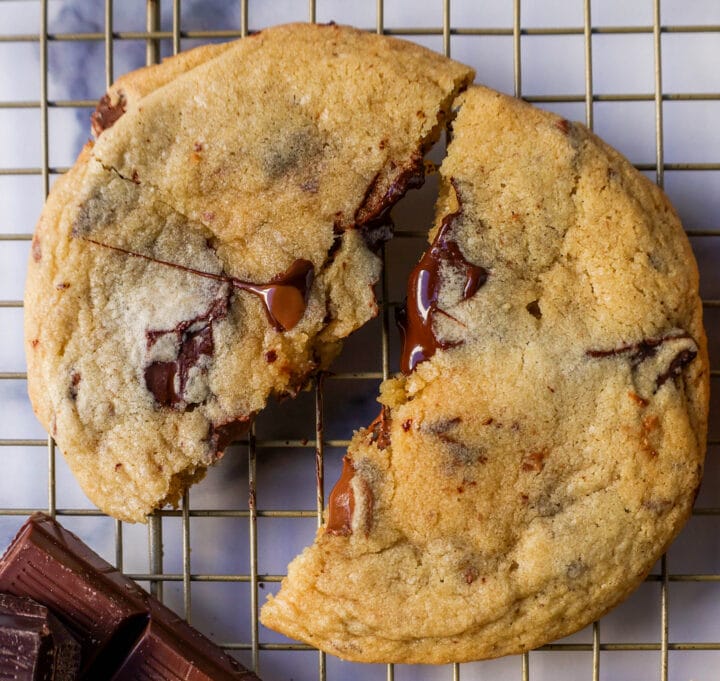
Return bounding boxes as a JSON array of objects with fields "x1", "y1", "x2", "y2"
[{"x1": 1, "y1": 1, "x2": 719, "y2": 680}]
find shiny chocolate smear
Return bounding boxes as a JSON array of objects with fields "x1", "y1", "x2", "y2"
[
  {"x1": 326, "y1": 456, "x2": 356, "y2": 536},
  {"x1": 397, "y1": 204, "x2": 488, "y2": 374},
  {"x1": 91, "y1": 92, "x2": 127, "y2": 137},
  {"x1": 83, "y1": 239, "x2": 314, "y2": 332}
]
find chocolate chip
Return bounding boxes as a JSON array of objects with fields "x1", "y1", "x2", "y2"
[
  {"x1": 265, "y1": 350, "x2": 278, "y2": 363},
  {"x1": 526, "y1": 300, "x2": 542, "y2": 319},
  {"x1": 144, "y1": 361, "x2": 181, "y2": 408},
  {"x1": 90, "y1": 92, "x2": 127, "y2": 137},
  {"x1": 145, "y1": 295, "x2": 228, "y2": 408}
]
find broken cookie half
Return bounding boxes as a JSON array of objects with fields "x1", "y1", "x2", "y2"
[
  {"x1": 260, "y1": 87, "x2": 709, "y2": 663},
  {"x1": 24, "y1": 23, "x2": 473, "y2": 522}
]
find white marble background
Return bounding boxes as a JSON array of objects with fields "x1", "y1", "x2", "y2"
[{"x1": 1, "y1": 1, "x2": 719, "y2": 680}]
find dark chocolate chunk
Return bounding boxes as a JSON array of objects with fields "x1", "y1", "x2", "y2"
[
  {"x1": 0, "y1": 593, "x2": 80, "y2": 681},
  {"x1": 352, "y1": 154, "x2": 426, "y2": 252},
  {"x1": 264, "y1": 350, "x2": 278, "y2": 363},
  {"x1": 90, "y1": 92, "x2": 127, "y2": 138},
  {"x1": 397, "y1": 185, "x2": 488, "y2": 374},
  {"x1": 0, "y1": 514, "x2": 259, "y2": 680},
  {"x1": 526, "y1": 300, "x2": 542, "y2": 319},
  {"x1": 207, "y1": 416, "x2": 254, "y2": 454},
  {"x1": 354, "y1": 154, "x2": 425, "y2": 229},
  {"x1": 0, "y1": 513, "x2": 149, "y2": 677},
  {"x1": 110, "y1": 614, "x2": 256, "y2": 681},
  {"x1": 145, "y1": 296, "x2": 228, "y2": 408},
  {"x1": 326, "y1": 457, "x2": 356, "y2": 536}
]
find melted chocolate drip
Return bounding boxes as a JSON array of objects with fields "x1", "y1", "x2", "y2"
[
  {"x1": 367, "y1": 407, "x2": 391, "y2": 450},
  {"x1": 325, "y1": 456, "x2": 355, "y2": 536},
  {"x1": 91, "y1": 92, "x2": 127, "y2": 137},
  {"x1": 83, "y1": 238, "x2": 314, "y2": 332},
  {"x1": 397, "y1": 201, "x2": 488, "y2": 374},
  {"x1": 237, "y1": 258, "x2": 314, "y2": 332}
]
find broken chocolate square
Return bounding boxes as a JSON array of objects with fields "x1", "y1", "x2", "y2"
[{"x1": 0, "y1": 592, "x2": 80, "y2": 681}]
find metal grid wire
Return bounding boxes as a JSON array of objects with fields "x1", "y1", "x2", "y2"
[{"x1": 0, "y1": 1, "x2": 718, "y2": 680}]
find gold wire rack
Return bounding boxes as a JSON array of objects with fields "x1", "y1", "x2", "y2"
[{"x1": 0, "y1": 1, "x2": 718, "y2": 680}]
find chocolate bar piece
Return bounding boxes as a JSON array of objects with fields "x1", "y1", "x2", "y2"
[
  {"x1": 0, "y1": 514, "x2": 259, "y2": 680},
  {"x1": 0, "y1": 513, "x2": 149, "y2": 677},
  {"x1": 0, "y1": 592, "x2": 80, "y2": 681},
  {"x1": 111, "y1": 616, "x2": 247, "y2": 681}
]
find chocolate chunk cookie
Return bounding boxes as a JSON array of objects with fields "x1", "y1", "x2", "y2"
[
  {"x1": 260, "y1": 86, "x2": 709, "y2": 663},
  {"x1": 24, "y1": 23, "x2": 473, "y2": 522}
]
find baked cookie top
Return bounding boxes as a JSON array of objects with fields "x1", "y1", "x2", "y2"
[
  {"x1": 260, "y1": 86, "x2": 709, "y2": 663},
  {"x1": 24, "y1": 23, "x2": 473, "y2": 522}
]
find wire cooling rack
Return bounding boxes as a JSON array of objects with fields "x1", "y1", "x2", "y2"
[{"x1": 1, "y1": 1, "x2": 719, "y2": 680}]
